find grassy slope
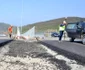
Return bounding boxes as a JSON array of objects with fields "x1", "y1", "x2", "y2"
[{"x1": 22, "y1": 17, "x2": 85, "y2": 33}]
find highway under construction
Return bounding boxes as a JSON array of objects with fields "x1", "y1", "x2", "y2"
[{"x1": 0, "y1": 37, "x2": 85, "y2": 70}]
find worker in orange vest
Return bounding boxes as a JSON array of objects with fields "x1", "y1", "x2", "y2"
[{"x1": 8, "y1": 25, "x2": 13, "y2": 38}]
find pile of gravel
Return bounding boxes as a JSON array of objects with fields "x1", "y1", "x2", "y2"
[
  {"x1": 0, "y1": 40, "x2": 58, "y2": 70},
  {"x1": 0, "y1": 55, "x2": 58, "y2": 70},
  {"x1": 5, "y1": 40, "x2": 47, "y2": 57}
]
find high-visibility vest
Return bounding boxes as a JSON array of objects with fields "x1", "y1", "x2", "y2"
[
  {"x1": 59, "y1": 25, "x2": 65, "y2": 31},
  {"x1": 8, "y1": 26, "x2": 13, "y2": 33}
]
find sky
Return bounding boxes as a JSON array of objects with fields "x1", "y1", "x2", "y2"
[{"x1": 0, "y1": 0, "x2": 85, "y2": 26}]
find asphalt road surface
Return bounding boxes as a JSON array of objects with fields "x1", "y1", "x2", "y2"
[
  {"x1": 0, "y1": 39, "x2": 10, "y2": 43},
  {"x1": 40, "y1": 40, "x2": 85, "y2": 63},
  {"x1": 0, "y1": 38, "x2": 13, "y2": 47}
]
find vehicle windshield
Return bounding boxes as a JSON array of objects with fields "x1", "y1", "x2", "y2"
[{"x1": 66, "y1": 23, "x2": 77, "y2": 29}]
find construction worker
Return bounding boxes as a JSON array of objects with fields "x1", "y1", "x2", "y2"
[
  {"x1": 8, "y1": 25, "x2": 13, "y2": 38},
  {"x1": 58, "y1": 20, "x2": 67, "y2": 42}
]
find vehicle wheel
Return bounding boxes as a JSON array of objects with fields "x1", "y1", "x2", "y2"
[
  {"x1": 82, "y1": 35, "x2": 85, "y2": 45},
  {"x1": 70, "y1": 38, "x2": 75, "y2": 42}
]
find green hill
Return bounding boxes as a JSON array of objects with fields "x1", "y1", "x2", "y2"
[{"x1": 22, "y1": 17, "x2": 85, "y2": 33}]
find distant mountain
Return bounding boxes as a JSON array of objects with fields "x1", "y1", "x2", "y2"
[
  {"x1": 22, "y1": 17, "x2": 85, "y2": 33},
  {"x1": 0, "y1": 22, "x2": 17, "y2": 34},
  {"x1": 0, "y1": 22, "x2": 10, "y2": 33}
]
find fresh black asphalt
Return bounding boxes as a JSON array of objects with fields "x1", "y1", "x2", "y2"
[
  {"x1": 0, "y1": 39, "x2": 13, "y2": 47},
  {"x1": 40, "y1": 40, "x2": 85, "y2": 64}
]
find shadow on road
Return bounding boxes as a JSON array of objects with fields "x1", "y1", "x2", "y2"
[{"x1": 65, "y1": 40, "x2": 83, "y2": 44}]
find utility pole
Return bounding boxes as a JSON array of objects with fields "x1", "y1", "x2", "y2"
[{"x1": 21, "y1": 0, "x2": 23, "y2": 34}]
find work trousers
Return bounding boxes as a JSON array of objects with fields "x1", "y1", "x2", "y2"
[{"x1": 59, "y1": 31, "x2": 64, "y2": 41}]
